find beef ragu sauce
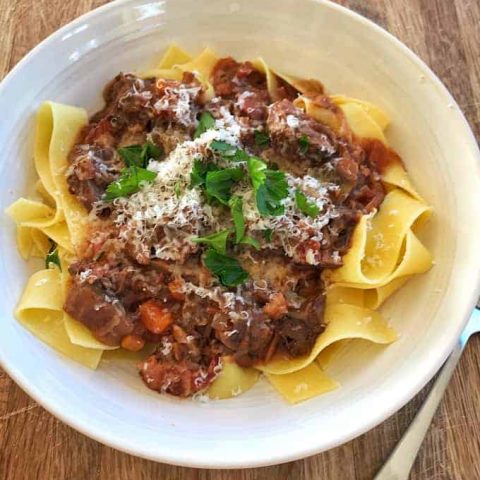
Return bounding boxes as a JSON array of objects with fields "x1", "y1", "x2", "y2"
[{"x1": 64, "y1": 57, "x2": 390, "y2": 397}]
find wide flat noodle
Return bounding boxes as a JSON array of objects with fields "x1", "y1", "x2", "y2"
[
  {"x1": 6, "y1": 101, "x2": 114, "y2": 368},
  {"x1": 330, "y1": 94, "x2": 390, "y2": 130},
  {"x1": 35, "y1": 179, "x2": 55, "y2": 207},
  {"x1": 140, "y1": 46, "x2": 218, "y2": 94},
  {"x1": 326, "y1": 286, "x2": 364, "y2": 307},
  {"x1": 6, "y1": 197, "x2": 54, "y2": 223},
  {"x1": 328, "y1": 94, "x2": 424, "y2": 203},
  {"x1": 207, "y1": 357, "x2": 259, "y2": 399},
  {"x1": 294, "y1": 95, "x2": 343, "y2": 133},
  {"x1": 171, "y1": 47, "x2": 217, "y2": 102},
  {"x1": 64, "y1": 313, "x2": 117, "y2": 351},
  {"x1": 157, "y1": 43, "x2": 193, "y2": 69},
  {"x1": 41, "y1": 222, "x2": 74, "y2": 253},
  {"x1": 15, "y1": 269, "x2": 102, "y2": 369},
  {"x1": 275, "y1": 70, "x2": 325, "y2": 96},
  {"x1": 328, "y1": 189, "x2": 432, "y2": 289},
  {"x1": 382, "y1": 161, "x2": 423, "y2": 201},
  {"x1": 6, "y1": 103, "x2": 88, "y2": 257},
  {"x1": 173, "y1": 47, "x2": 218, "y2": 79},
  {"x1": 337, "y1": 102, "x2": 387, "y2": 143},
  {"x1": 251, "y1": 57, "x2": 283, "y2": 102},
  {"x1": 30, "y1": 229, "x2": 51, "y2": 257},
  {"x1": 260, "y1": 304, "x2": 397, "y2": 375},
  {"x1": 266, "y1": 362, "x2": 339, "y2": 404},
  {"x1": 37, "y1": 102, "x2": 89, "y2": 249},
  {"x1": 16, "y1": 226, "x2": 34, "y2": 260}
]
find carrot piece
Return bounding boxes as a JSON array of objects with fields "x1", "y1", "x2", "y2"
[
  {"x1": 139, "y1": 300, "x2": 173, "y2": 334},
  {"x1": 121, "y1": 334, "x2": 145, "y2": 352}
]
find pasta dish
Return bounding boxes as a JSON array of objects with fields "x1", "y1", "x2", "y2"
[{"x1": 6, "y1": 45, "x2": 433, "y2": 403}]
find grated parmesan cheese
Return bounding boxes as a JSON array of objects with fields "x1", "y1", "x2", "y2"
[
  {"x1": 238, "y1": 175, "x2": 339, "y2": 264},
  {"x1": 286, "y1": 114, "x2": 300, "y2": 128},
  {"x1": 153, "y1": 84, "x2": 201, "y2": 127},
  {"x1": 107, "y1": 100, "x2": 341, "y2": 268}
]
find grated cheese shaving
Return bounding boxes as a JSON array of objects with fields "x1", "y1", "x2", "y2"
[
  {"x1": 153, "y1": 83, "x2": 201, "y2": 127},
  {"x1": 107, "y1": 98, "x2": 341, "y2": 270}
]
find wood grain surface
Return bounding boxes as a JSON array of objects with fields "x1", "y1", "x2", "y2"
[{"x1": 1, "y1": 1, "x2": 479, "y2": 479}]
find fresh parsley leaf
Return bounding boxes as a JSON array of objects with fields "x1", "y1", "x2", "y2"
[
  {"x1": 118, "y1": 145, "x2": 143, "y2": 167},
  {"x1": 190, "y1": 160, "x2": 220, "y2": 188},
  {"x1": 194, "y1": 111, "x2": 216, "y2": 138},
  {"x1": 247, "y1": 156, "x2": 267, "y2": 190},
  {"x1": 239, "y1": 235, "x2": 260, "y2": 250},
  {"x1": 118, "y1": 142, "x2": 162, "y2": 168},
  {"x1": 205, "y1": 167, "x2": 244, "y2": 205},
  {"x1": 142, "y1": 141, "x2": 163, "y2": 163},
  {"x1": 174, "y1": 182, "x2": 181, "y2": 198},
  {"x1": 254, "y1": 130, "x2": 270, "y2": 147},
  {"x1": 263, "y1": 228, "x2": 273, "y2": 242},
  {"x1": 210, "y1": 140, "x2": 236, "y2": 154},
  {"x1": 247, "y1": 157, "x2": 288, "y2": 216},
  {"x1": 210, "y1": 140, "x2": 249, "y2": 162},
  {"x1": 45, "y1": 241, "x2": 61, "y2": 270},
  {"x1": 192, "y1": 229, "x2": 230, "y2": 255},
  {"x1": 295, "y1": 189, "x2": 320, "y2": 217},
  {"x1": 229, "y1": 196, "x2": 245, "y2": 243},
  {"x1": 105, "y1": 166, "x2": 157, "y2": 200},
  {"x1": 298, "y1": 135, "x2": 309, "y2": 155},
  {"x1": 203, "y1": 248, "x2": 249, "y2": 287}
]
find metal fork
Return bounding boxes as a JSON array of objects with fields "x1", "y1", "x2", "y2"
[{"x1": 374, "y1": 307, "x2": 480, "y2": 480}]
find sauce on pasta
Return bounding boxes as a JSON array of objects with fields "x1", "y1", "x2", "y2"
[{"x1": 7, "y1": 46, "x2": 433, "y2": 403}]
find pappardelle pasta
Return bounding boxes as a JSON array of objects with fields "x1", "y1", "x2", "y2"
[{"x1": 6, "y1": 45, "x2": 432, "y2": 403}]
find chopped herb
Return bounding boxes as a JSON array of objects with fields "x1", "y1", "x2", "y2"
[
  {"x1": 142, "y1": 141, "x2": 163, "y2": 163},
  {"x1": 45, "y1": 242, "x2": 61, "y2": 270},
  {"x1": 298, "y1": 135, "x2": 309, "y2": 155},
  {"x1": 210, "y1": 140, "x2": 249, "y2": 162},
  {"x1": 247, "y1": 157, "x2": 288, "y2": 216},
  {"x1": 229, "y1": 196, "x2": 245, "y2": 243},
  {"x1": 203, "y1": 248, "x2": 249, "y2": 287},
  {"x1": 190, "y1": 160, "x2": 220, "y2": 188},
  {"x1": 192, "y1": 229, "x2": 230, "y2": 255},
  {"x1": 247, "y1": 156, "x2": 267, "y2": 190},
  {"x1": 118, "y1": 141, "x2": 162, "y2": 168},
  {"x1": 194, "y1": 111, "x2": 215, "y2": 138},
  {"x1": 239, "y1": 235, "x2": 260, "y2": 250},
  {"x1": 205, "y1": 167, "x2": 244, "y2": 205},
  {"x1": 295, "y1": 189, "x2": 320, "y2": 217},
  {"x1": 118, "y1": 145, "x2": 143, "y2": 167},
  {"x1": 263, "y1": 228, "x2": 273, "y2": 242},
  {"x1": 174, "y1": 182, "x2": 182, "y2": 198},
  {"x1": 210, "y1": 140, "x2": 236, "y2": 154},
  {"x1": 105, "y1": 166, "x2": 157, "y2": 200},
  {"x1": 254, "y1": 130, "x2": 270, "y2": 147}
]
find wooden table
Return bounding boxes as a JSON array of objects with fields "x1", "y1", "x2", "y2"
[{"x1": 1, "y1": 1, "x2": 479, "y2": 478}]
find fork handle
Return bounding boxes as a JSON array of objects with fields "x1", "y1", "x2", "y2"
[{"x1": 374, "y1": 341, "x2": 465, "y2": 480}]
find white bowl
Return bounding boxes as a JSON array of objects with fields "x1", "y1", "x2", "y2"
[{"x1": 1, "y1": 0, "x2": 480, "y2": 468}]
